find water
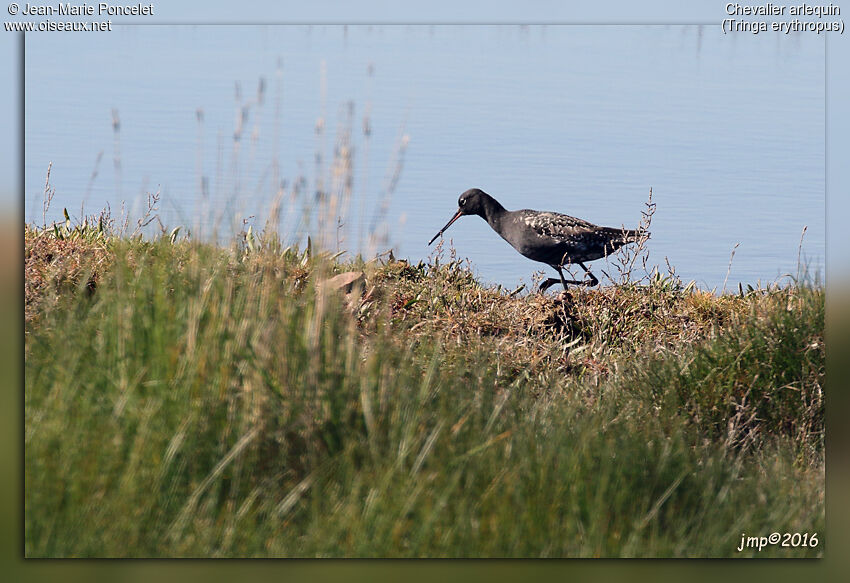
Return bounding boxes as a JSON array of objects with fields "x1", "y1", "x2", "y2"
[{"x1": 25, "y1": 25, "x2": 824, "y2": 291}]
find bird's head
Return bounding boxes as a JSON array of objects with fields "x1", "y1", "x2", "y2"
[
  {"x1": 457, "y1": 188, "x2": 490, "y2": 218},
  {"x1": 428, "y1": 188, "x2": 491, "y2": 245}
]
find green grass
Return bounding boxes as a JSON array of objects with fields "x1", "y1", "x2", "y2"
[{"x1": 24, "y1": 224, "x2": 824, "y2": 557}]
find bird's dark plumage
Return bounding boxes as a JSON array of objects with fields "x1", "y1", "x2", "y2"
[{"x1": 428, "y1": 188, "x2": 644, "y2": 291}]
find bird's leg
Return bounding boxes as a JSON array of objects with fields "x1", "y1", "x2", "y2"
[
  {"x1": 538, "y1": 278, "x2": 561, "y2": 293},
  {"x1": 538, "y1": 266, "x2": 570, "y2": 293},
  {"x1": 539, "y1": 265, "x2": 587, "y2": 292},
  {"x1": 577, "y1": 262, "x2": 599, "y2": 287},
  {"x1": 556, "y1": 265, "x2": 569, "y2": 289}
]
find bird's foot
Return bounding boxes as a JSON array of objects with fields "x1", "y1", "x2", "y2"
[
  {"x1": 538, "y1": 277, "x2": 598, "y2": 294},
  {"x1": 576, "y1": 263, "x2": 599, "y2": 287},
  {"x1": 568, "y1": 278, "x2": 598, "y2": 288},
  {"x1": 538, "y1": 278, "x2": 562, "y2": 293}
]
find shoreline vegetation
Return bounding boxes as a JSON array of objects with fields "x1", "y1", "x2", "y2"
[{"x1": 24, "y1": 205, "x2": 824, "y2": 557}]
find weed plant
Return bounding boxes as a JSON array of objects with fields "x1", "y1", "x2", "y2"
[{"x1": 24, "y1": 216, "x2": 824, "y2": 557}]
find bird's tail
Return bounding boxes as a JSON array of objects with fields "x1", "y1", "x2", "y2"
[
  {"x1": 600, "y1": 227, "x2": 646, "y2": 256},
  {"x1": 627, "y1": 227, "x2": 648, "y2": 242},
  {"x1": 606, "y1": 226, "x2": 644, "y2": 243}
]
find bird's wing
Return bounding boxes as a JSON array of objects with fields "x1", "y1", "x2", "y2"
[{"x1": 516, "y1": 210, "x2": 599, "y2": 242}]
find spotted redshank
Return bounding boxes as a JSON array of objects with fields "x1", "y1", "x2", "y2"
[{"x1": 428, "y1": 188, "x2": 644, "y2": 291}]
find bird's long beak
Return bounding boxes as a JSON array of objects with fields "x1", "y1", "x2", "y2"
[{"x1": 428, "y1": 208, "x2": 464, "y2": 245}]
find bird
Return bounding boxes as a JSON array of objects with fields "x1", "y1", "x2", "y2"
[{"x1": 427, "y1": 188, "x2": 644, "y2": 292}]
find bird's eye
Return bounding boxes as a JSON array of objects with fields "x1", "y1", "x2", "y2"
[{"x1": 460, "y1": 199, "x2": 466, "y2": 206}]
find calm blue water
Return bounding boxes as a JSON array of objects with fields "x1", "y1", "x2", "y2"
[{"x1": 25, "y1": 25, "x2": 824, "y2": 290}]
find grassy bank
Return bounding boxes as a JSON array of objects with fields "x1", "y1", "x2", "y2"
[{"x1": 24, "y1": 221, "x2": 824, "y2": 557}]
